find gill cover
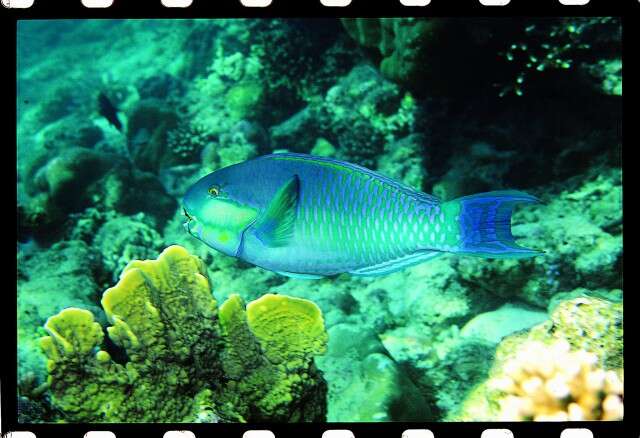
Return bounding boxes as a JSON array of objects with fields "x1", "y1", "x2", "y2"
[{"x1": 193, "y1": 198, "x2": 258, "y2": 257}]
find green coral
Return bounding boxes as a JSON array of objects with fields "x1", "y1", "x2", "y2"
[
  {"x1": 40, "y1": 308, "x2": 128, "y2": 421},
  {"x1": 40, "y1": 245, "x2": 219, "y2": 422},
  {"x1": 39, "y1": 245, "x2": 328, "y2": 423},
  {"x1": 495, "y1": 17, "x2": 622, "y2": 97}
]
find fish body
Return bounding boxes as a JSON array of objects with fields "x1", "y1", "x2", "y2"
[{"x1": 183, "y1": 153, "x2": 541, "y2": 278}]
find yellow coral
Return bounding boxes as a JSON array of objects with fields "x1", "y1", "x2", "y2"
[
  {"x1": 39, "y1": 245, "x2": 328, "y2": 422},
  {"x1": 217, "y1": 293, "x2": 329, "y2": 421},
  {"x1": 39, "y1": 245, "x2": 222, "y2": 422},
  {"x1": 39, "y1": 308, "x2": 129, "y2": 421},
  {"x1": 40, "y1": 308, "x2": 103, "y2": 361},
  {"x1": 101, "y1": 244, "x2": 216, "y2": 362},
  {"x1": 491, "y1": 340, "x2": 623, "y2": 421},
  {"x1": 247, "y1": 293, "x2": 328, "y2": 367}
]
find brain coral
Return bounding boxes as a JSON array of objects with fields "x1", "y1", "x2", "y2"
[{"x1": 39, "y1": 245, "x2": 328, "y2": 422}]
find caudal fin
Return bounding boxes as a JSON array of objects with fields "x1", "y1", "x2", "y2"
[{"x1": 452, "y1": 190, "x2": 543, "y2": 259}]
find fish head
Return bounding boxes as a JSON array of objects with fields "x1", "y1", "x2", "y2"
[{"x1": 182, "y1": 168, "x2": 259, "y2": 257}]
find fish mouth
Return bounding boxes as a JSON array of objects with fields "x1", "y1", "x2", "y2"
[{"x1": 183, "y1": 207, "x2": 197, "y2": 236}]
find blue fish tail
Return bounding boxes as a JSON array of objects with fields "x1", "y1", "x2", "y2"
[{"x1": 452, "y1": 190, "x2": 543, "y2": 259}]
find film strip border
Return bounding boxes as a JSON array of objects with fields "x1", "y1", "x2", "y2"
[
  {"x1": 3, "y1": 2, "x2": 635, "y2": 438},
  {"x1": 0, "y1": 0, "x2": 627, "y2": 8},
  {"x1": 0, "y1": 423, "x2": 631, "y2": 438},
  {"x1": 1, "y1": 0, "x2": 637, "y2": 15}
]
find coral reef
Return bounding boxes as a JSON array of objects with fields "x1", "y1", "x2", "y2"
[
  {"x1": 431, "y1": 142, "x2": 517, "y2": 201},
  {"x1": 93, "y1": 215, "x2": 165, "y2": 282},
  {"x1": 376, "y1": 133, "x2": 426, "y2": 190},
  {"x1": 166, "y1": 120, "x2": 211, "y2": 166},
  {"x1": 226, "y1": 81, "x2": 264, "y2": 121},
  {"x1": 217, "y1": 293, "x2": 328, "y2": 421},
  {"x1": 526, "y1": 296, "x2": 623, "y2": 370},
  {"x1": 491, "y1": 341, "x2": 623, "y2": 421},
  {"x1": 136, "y1": 73, "x2": 186, "y2": 102},
  {"x1": 494, "y1": 17, "x2": 622, "y2": 97},
  {"x1": 271, "y1": 65, "x2": 418, "y2": 168},
  {"x1": 341, "y1": 18, "x2": 507, "y2": 94},
  {"x1": 125, "y1": 98, "x2": 180, "y2": 173},
  {"x1": 316, "y1": 323, "x2": 432, "y2": 421},
  {"x1": 86, "y1": 162, "x2": 178, "y2": 227},
  {"x1": 39, "y1": 246, "x2": 328, "y2": 422},
  {"x1": 455, "y1": 167, "x2": 622, "y2": 309},
  {"x1": 18, "y1": 240, "x2": 104, "y2": 387},
  {"x1": 453, "y1": 296, "x2": 622, "y2": 420},
  {"x1": 249, "y1": 19, "x2": 356, "y2": 121},
  {"x1": 460, "y1": 303, "x2": 548, "y2": 345},
  {"x1": 16, "y1": 18, "x2": 622, "y2": 424},
  {"x1": 19, "y1": 146, "x2": 118, "y2": 243},
  {"x1": 200, "y1": 122, "x2": 260, "y2": 172},
  {"x1": 341, "y1": 18, "x2": 444, "y2": 89}
]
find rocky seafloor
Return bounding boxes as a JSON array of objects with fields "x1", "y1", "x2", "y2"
[{"x1": 16, "y1": 18, "x2": 622, "y2": 422}]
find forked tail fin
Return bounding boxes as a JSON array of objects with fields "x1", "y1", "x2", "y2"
[{"x1": 451, "y1": 190, "x2": 543, "y2": 259}]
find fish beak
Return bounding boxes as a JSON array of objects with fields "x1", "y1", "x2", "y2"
[{"x1": 183, "y1": 207, "x2": 195, "y2": 236}]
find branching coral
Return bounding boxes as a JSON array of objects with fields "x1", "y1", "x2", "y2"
[
  {"x1": 495, "y1": 17, "x2": 621, "y2": 97},
  {"x1": 39, "y1": 245, "x2": 328, "y2": 422},
  {"x1": 166, "y1": 120, "x2": 211, "y2": 164},
  {"x1": 453, "y1": 296, "x2": 623, "y2": 421},
  {"x1": 491, "y1": 340, "x2": 623, "y2": 421}
]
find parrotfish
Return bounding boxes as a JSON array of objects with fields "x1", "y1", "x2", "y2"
[{"x1": 182, "y1": 153, "x2": 541, "y2": 279}]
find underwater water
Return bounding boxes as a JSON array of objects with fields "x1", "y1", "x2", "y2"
[{"x1": 16, "y1": 18, "x2": 622, "y2": 423}]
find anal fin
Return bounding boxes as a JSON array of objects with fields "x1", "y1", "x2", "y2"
[
  {"x1": 276, "y1": 270, "x2": 325, "y2": 280},
  {"x1": 349, "y1": 250, "x2": 443, "y2": 277}
]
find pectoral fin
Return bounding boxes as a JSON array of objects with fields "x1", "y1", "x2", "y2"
[{"x1": 253, "y1": 175, "x2": 300, "y2": 247}]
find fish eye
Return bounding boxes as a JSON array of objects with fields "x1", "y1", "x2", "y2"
[{"x1": 208, "y1": 185, "x2": 220, "y2": 197}]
